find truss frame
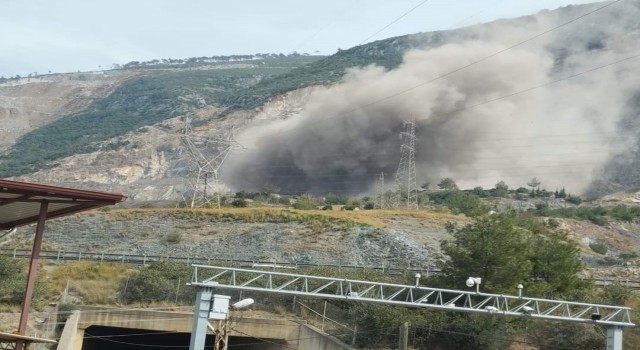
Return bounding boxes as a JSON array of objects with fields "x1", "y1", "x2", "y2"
[{"x1": 190, "y1": 264, "x2": 633, "y2": 327}]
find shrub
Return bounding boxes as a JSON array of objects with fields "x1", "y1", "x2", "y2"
[
  {"x1": 165, "y1": 232, "x2": 182, "y2": 244},
  {"x1": 363, "y1": 202, "x2": 375, "y2": 210},
  {"x1": 589, "y1": 241, "x2": 608, "y2": 255},
  {"x1": 293, "y1": 194, "x2": 317, "y2": 210},
  {"x1": 231, "y1": 198, "x2": 247, "y2": 208},
  {"x1": 566, "y1": 196, "x2": 583, "y2": 205},
  {"x1": 119, "y1": 261, "x2": 193, "y2": 304}
]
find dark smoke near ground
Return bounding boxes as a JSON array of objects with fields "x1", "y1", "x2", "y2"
[{"x1": 224, "y1": 2, "x2": 640, "y2": 195}]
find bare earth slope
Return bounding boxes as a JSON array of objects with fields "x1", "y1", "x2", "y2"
[{"x1": 0, "y1": 71, "x2": 137, "y2": 152}]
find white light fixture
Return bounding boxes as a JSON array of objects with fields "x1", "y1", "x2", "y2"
[
  {"x1": 232, "y1": 298, "x2": 254, "y2": 310},
  {"x1": 466, "y1": 277, "x2": 482, "y2": 293},
  {"x1": 485, "y1": 306, "x2": 499, "y2": 313},
  {"x1": 522, "y1": 306, "x2": 534, "y2": 314}
]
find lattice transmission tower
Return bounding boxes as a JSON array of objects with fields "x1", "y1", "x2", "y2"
[
  {"x1": 181, "y1": 118, "x2": 243, "y2": 209},
  {"x1": 393, "y1": 119, "x2": 418, "y2": 209}
]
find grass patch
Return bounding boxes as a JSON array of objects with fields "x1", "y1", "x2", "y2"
[
  {"x1": 49, "y1": 261, "x2": 130, "y2": 304},
  {"x1": 165, "y1": 232, "x2": 182, "y2": 244},
  {"x1": 104, "y1": 207, "x2": 462, "y2": 231}
]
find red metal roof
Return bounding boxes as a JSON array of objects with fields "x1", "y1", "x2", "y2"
[{"x1": 0, "y1": 179, "x2": 127, "y2": 229}]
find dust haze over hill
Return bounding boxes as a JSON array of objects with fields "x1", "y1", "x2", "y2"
[{"x1": 224, "y1": 2, "x2": 640, "y2": 195}]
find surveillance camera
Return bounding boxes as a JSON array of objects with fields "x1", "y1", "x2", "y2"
[
  {"x1": 517, "y1": 284, "x2": 523, "y2": 289},
  {"x1": 415, "y1": 273, "x2": 421, "y2": 279},
  {"x1": 522, "y1": 306, "x2": 534, "y2": 314},
  {"x1": 485, "y1": 306, "x2": 499, "y2": 312}
]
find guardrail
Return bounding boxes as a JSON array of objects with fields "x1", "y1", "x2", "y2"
[
  {"x1": 0, "y1": 248, "x2": 433, "y2": 275},
  {"x1": 2, "y1": 248, "x2": 637, "y2": 289}
]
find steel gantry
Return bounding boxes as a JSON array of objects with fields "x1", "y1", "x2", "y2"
[{"x1": 188, "y1": 264, "x2": 634, "y2": 350}]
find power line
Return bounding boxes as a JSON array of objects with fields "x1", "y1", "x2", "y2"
[
  {"x1": 358, "y1": 0, "x2": 432, "y2": 45},
  {"x1": 292, "y1": 0, "x2": 362, "y2": 53},
  {"x1": 237, "y1": 48, "x2": 636, "y2": 144}
]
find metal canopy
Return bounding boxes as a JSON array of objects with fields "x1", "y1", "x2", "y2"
[
  {"x1": 0, "y1": 179, "x2": 126, "y2": 350},
  {"x1": 0, "y1": 331, "x2": 57, "y2": 344},
  {"x1": 0, "y1": 179, "x2": 127, "y2": 230},
  {"x1": 191, "y1": 264, "x2": 634, "y2": 327}
]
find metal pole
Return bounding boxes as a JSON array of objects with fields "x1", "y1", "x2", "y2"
[
  {"x1": 322, "y1": 301, "x2": 327, "y2": 330},
  {"x1": 204, "y1": 173, "x2": 208, "y2": 201},
  {"x1": 399, "y1": 322, "x2": 409, "y2": 350},
  {"x1": 16, "y1": 200, "x2": 48, "y2": 350},
  {"x1": 351, "y1": 325, "x2": 357, "y2": 346},
  {"x1": 63, "y1": 279, "x2": 69, "y2": 303},
  {"x1": 175, "y1": 278, "x2": 181, "y2": 304},
  {"x1": 189, "y1": 287, "x2": 213, "y2": 350},
  {"x1": 606, "y1": 326, "x2": 623, "y2": 350}
]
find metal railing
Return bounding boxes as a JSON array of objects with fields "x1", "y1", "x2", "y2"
[
  {"x1": 0, "y1": 247, "x2": 433, "y2": 274},
  {"x1": 2, "y1": 248, "x2": 638, "y2": 289}
]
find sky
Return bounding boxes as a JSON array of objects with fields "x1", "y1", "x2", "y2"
[{"x1": 0, "y1": 0, "x2": 599, "y2": 78}]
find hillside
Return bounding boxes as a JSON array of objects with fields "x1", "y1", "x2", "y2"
[
  {"x1": 2, "y1": 205, "x2": 639, "y2": 280},
  {"x1": 0, "y1": 55, "x2": 322, "y2": 177},
  {"x1": 0, "y1": 1, "x2": 639, "y2": 199}
]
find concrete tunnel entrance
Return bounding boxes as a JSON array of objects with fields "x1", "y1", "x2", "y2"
[{"x1": 81, "y1": 325, "x2": 287, "y2": 350}]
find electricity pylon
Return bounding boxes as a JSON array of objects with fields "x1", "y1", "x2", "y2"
[
  {"x1": 393, "y1": 119, "x2": 418, "y2": 209},
  {"x1": 181, "y1": 117, "x2": 243, "y2": 209}
]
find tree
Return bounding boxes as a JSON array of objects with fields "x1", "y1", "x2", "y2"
[
  {"x1": 421, "y1": 182, "x2": 430, "y2": 190},
  {"x1": 439, "y1": 214, "x2": 589, "y2": 296},
  {"x1": 444, "y1": 192, "x2": 487, "y2": 217},
  {"x1": 527, "y1": 177, "x2": 542, "y2": 191},
  {"x1": 494, "y1": 181, "x2": 509, "y2": 197},
  {"x1": 0, "y1": 256, "x2": 48, "y2": 304},
  {"x1": 261, "y1": 182, "x2": 280, "y2": 196},
  {"x1": 437, "y1": 178, "x2": 458, "y2": 190}
]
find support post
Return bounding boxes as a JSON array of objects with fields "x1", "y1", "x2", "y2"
[
  {"x1": 322, "y1": 300, "x2": 327, "y2": 330},
  {"x1": 606, "y1": 326, "x2": 623, "y2": 350},
  {"x1": 16, "y1": 200, "x2": 48, "y2": 350},
  {"x1": 351, "y1": 325, "x2": 357, "y2": 346},
  {"x1": 189, "y1": 287, "x2": 213, "y2": 350},
  {"x1": 399, "y1": 322, "x2": 409, "y2": 350}
]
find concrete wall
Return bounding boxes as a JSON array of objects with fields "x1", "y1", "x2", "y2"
[
  {"x1": 57, "y1": 311, "x2": 83, "y2": 350},
  {"x1": 57, "y1": 306, "x2": 354, "y2": 350},
  {"x1": 297, "y1": 323, "x2": 355, "y2": 350}
]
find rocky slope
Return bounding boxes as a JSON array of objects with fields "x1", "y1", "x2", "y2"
[
  {"x1": 0, "y1": 71, "x2": 137, "y2": 152},
  {"x1": 3, "y1": 208, "x2": 639, "y2": 279}
]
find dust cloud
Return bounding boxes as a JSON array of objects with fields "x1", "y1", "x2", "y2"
[{"x1": 223, "y1": 2, "x2": 640, "y2": 195}]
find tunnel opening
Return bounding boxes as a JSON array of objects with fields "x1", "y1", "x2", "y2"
[{"x1": 81, "y1": 325, "x2": 287, "y2": 350}]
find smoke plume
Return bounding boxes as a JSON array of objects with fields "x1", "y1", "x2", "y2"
[{"x1": 223, "y1": 2, "x2": 640, "y2": 195}]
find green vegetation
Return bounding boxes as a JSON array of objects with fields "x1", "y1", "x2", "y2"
[
  {"x1": 531, "y1": 204, "x2": 640, "y2": 222},
  {"x1": 119, "y1": 260, "x2": 193, "y2": 305},
  {"x1": 49, "y1": 261, "x2": 129, "y2": 304},
  {"x1": 589, "y1": 241, "x2": 608, "y2": 255},
  {"x1": 347, "y1": 213, "x2": 620, "y2": 349},
  {"x1": 0, "y1": 256, "x2": 48, "y2": 305},
  {"x1": 165, "y1": 232, "x2": 183, "y2": 244},
  {"x1": 0, "y1": 57, "x2": 320, "y2": 177}
]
